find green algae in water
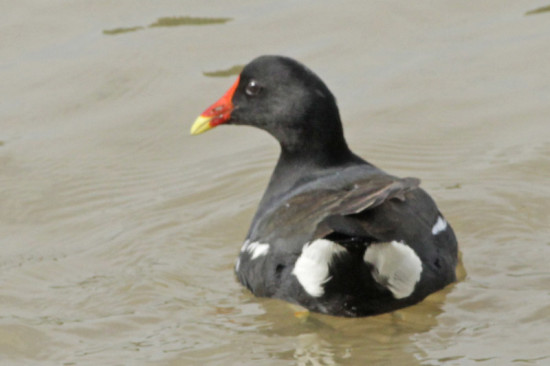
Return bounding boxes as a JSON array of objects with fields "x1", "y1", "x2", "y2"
[
  {"x1": 103, "y1": 15, "x2": 232, "y2": 36},
  {"x1": 149, "y1": 16, "x2": 232, "y2": 27},
  {"x1": 203, "y1": 65, "x2": 244, "y2": 78},
  {"x1": 526, "y1": 5, "x2": 550, "y2": 15},
  {"x1": 103, "y1": 26, "x2": 144, "y2": 35},
  {"x1": 445, "y1": 183, "x2": 462, "y2": 190}
]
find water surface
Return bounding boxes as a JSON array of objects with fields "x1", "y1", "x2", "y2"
[{"x1": 1, "y1": 1, "x2": 549, "y2": 365}]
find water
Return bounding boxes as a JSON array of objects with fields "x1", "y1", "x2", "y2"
[{"x1": 1, "y1": 1, "x2": 549, "y2": 365}]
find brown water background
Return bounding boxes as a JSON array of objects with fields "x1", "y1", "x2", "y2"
[{"x1": 1, "y1": 1, "x2": 549, "y2": 365}]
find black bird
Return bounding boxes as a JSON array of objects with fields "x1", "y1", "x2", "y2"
[{"x1": 190, "y1": 55, "x2": 458, "y2": 317}]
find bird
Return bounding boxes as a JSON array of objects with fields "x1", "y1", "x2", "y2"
[{"x1": 190, "y1": 55, "x2": 458, "y2": 317}]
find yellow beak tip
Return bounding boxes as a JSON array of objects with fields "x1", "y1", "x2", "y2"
[{"x1": 190, "y1": 115, "x2": 213, "y2": 135}]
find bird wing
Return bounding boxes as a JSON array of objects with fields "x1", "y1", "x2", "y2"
[{"x1": 253, "y1": 175, "x2": 420, "y2": 246}]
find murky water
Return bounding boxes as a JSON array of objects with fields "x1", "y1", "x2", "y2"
[{"x1": 1, "y1": 1, "x2": 549, "y2": 365}]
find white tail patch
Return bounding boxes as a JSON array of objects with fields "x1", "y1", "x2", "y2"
[
  {"x1": 431, "y1": 216, "x2": 448, "y2": 235},
  {"x1": 292, "y1": 239, "x2": 346, "y2": 297},
  {"x1": 364, "y1": 241, "x2": 422, "y2": 299},
  {"x1": 241, "y1": 240, "x2": 269, "y2": 260}
]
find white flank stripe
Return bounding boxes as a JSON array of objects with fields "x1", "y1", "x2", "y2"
[
  {"x1": 246, "y1": 241, "x2": 270, "y2": 260},
  {"x1": 292, "y1": 239, "x2": 346, "y2": 297},
  {"x1": 364, "y1": 241, "x2": 422, "y2": 299},
  {"x1": 431, "y1": 216, "x2": 448, "y2": 235},
  {"x1": 240, "y1": 240, "x2": 250, "y2": 252}
]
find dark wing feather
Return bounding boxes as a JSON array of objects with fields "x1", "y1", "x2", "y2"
[{"x1": 253, "y1": 175, "x2": 420, "y2": 246}]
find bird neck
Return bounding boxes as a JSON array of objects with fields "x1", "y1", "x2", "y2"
[{"x1": 251, "y1": 138, "x2": 358, "y2": 223}]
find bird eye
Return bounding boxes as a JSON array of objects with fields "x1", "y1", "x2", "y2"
[{"x1": 245, "y1": 79, "x2": 261, "y2": 96}]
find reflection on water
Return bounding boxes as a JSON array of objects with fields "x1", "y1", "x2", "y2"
[
  {"x1": 455, "y1": 251, "x2": 467, "y2": 282},
  {"x1": 294, "y1": 333, "x2": 340, "y2": 366},
  {"x1": 103, "y1": 16, "x2": 232, "y2": 35},
  {"x1": 246, "y1": 288, "x2": 449, "y2": 365},
  {"x1": 203, "y1": 65, "x2": 244, "y2": 78}
]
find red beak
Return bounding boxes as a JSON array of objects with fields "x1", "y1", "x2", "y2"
[{"x1": 190, "y1": 76, "x2": 240, "y2": 135}]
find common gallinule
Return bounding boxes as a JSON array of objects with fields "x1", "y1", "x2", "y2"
[{"x1": 191, "y1": 55, "x2": 458, "y2": 317}]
